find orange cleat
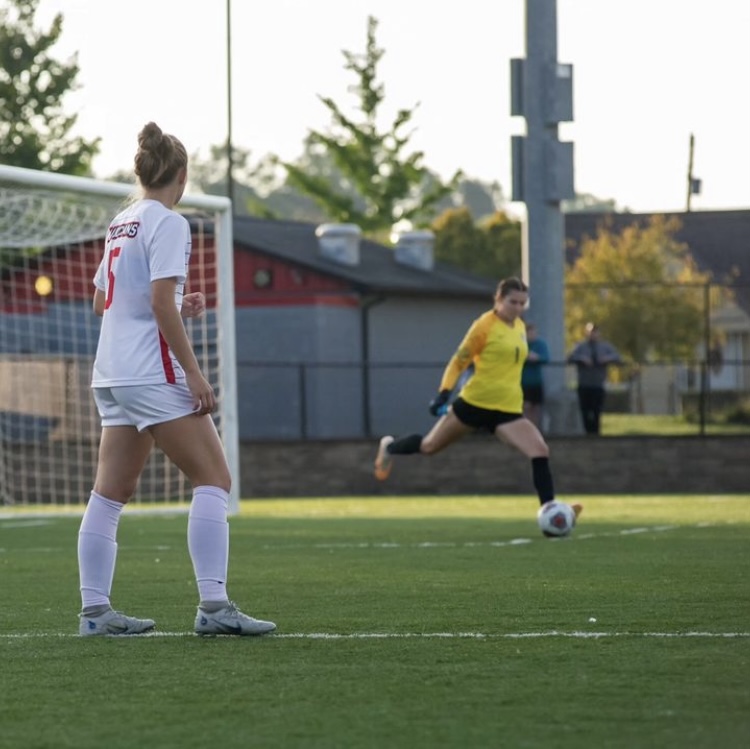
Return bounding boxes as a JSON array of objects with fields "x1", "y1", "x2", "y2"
[{"x1": 374, "y1": 436, "x2": 395, "y2": 481}]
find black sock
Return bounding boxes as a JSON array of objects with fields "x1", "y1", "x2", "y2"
[
  {"x1": 388, "y1": 434, "x2": 423, "y2": 455},
  {"x1": 531, "y1": 457, "x2": 555, "y2": 505}
]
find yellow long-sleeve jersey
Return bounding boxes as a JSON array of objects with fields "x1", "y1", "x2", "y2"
[{"x1": 439, "y1": 311, "x2": 528, "y2": 412}]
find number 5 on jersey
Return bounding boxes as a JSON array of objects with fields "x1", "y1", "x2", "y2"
[{"x1": 104, "y1": 246, "x2": 122, "y2": 310}]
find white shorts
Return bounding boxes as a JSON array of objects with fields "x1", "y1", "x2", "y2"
[{"x1": 93, "y1": 383, "x2": 197, "y2": 432}]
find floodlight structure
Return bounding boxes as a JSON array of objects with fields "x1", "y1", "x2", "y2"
[{"x1": 511, "y1": 0, "x2": 576, "y2": 434}]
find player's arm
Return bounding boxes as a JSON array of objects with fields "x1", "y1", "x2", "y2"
[
  {"x1": 427, "y1": 322, "x2": 486, "y2": 415},
  {"x1": 151, "y1": 277, "x2": 215, "y2": 414},
  {"x1": 181, "y1": 291, "x2": 206, "y2": 319},
  {"x1": 438, "y1": 319, "x2": 487, "y2": 392},
  {"x1": 92, "y1": 255, "x2": 107, "y2": 316},
  {"x1": 92, "y1": 288, "x2": 106, "y2": 317}
]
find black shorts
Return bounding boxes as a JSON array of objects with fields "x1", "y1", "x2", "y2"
[
  {"x1": 452, "y1": 397, "x2": 524, "y2": 433},
  {"x1": 522, "y1": 384, "x2": 544, "y2": 405}
]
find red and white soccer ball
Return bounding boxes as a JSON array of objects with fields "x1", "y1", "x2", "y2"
[{"x1": 537, "y1": 501, "x2": 577, "y2": 538}]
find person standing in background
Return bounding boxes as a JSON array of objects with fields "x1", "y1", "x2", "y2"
[
  {"x1": 567, "y1": 322, "x2": 621, "y2": 435},
  {"x1": 521, "y1": 323, "x2": 549, "y2": 431}
]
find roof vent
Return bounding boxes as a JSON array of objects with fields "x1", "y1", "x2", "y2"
[
  {"x1": 315, "y1": 223, "x2": 361, "y2": 266},
  {"x1": 394, "y1": 230, "x2": 435, "y2": 271}
]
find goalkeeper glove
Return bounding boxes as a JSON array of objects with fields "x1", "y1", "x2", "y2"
[{"x1": 428, "y1": 389, "x2": 452, "y2": 417}]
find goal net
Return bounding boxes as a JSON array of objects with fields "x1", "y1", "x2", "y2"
[{"x1": 0, "y1": 165, "x2": 239, "y2": 513}]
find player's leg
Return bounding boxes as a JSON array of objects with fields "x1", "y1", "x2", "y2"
[
  {"x1": 93, "y1": 425, "x2": 155, "y2": 502},
  {"x1": 149, "y1": 411, "x2": 231, "y2": 490},
  {"x1": 495, "y1": 418, "x2": 582, "y2": 519},
  {"x1": 495, "y1": 418, "x2": 553, "y2": 503},
  {"x1": 374, "y1": 410, "x2": 471, "y2": 480},
  {"x1": 523, "y1": 401, "x2": 542, "y2": 430},
  {"x1": 149, "y1": 412, "x2": 231, "y2": 604},
  {"x1": 149, "y1": 413, "x2": 275, "y2": 635},
  {"x1": 523, "y1": 385, "x2": 544, "y2": 430},
  {"x1": 79, "y1": 424, "x2": 155, "y2": 635},
  {"x1": 420, "y1": 411, "x2": 473, "y2": 454}
]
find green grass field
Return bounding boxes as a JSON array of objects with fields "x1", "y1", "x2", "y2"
[
  {"x1": 1, "y1": 495, "x2": 749, "y2": 749},
  {"x1": 601, "y1": 412, "x2": 750, "y2": 436}
]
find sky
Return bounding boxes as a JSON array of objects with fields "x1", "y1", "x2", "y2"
[{"x1": 33, "y1": 0, "x2": 750, "y2": 214}]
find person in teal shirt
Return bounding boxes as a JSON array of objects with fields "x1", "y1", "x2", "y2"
[{"x1": 521, "y1": 323, "x2": 549, "y2": 430}]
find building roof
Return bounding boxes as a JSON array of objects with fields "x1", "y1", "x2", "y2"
[
  {"x1": 232, "y1": 215, "x2": 496, "y2": 299},
  {"x1": 565, "y1": 209, "x2": 750, "y2": 279},
  {"x1": 565, "y1": 209, "x2": 750, "y2": 309}
]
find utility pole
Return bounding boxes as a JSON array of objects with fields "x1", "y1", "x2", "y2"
[
  {"x1": 510, "y1": 0, "x2": 576, "y2": 434},
  {"x1": 686, "y1": 133, "x2": 701, "y2": 212}
]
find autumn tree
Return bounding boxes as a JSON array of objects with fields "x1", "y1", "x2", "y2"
[
  {"x1": 0, "y1": 0, "x2": 99, "y2": 175},
  {"x1": 281, "y1": 16, "x2": 460, "y2": 235},
  {"x1": 432, "y1": 206, "x2": 521, "y2": 279},
  {"x1": 481, "y1": 211, "x2": 522, "y2": 279},
  {"x1": 565, "y1": 216, "x2": 723, "y2": 363}
]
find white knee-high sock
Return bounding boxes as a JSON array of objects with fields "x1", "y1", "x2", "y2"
[
  {"x1": 187, "y1": 486, "x2": 230, "y2": 603},
  {"x1": 78, "y1": 492, "x2": 124, "y2": 610}
]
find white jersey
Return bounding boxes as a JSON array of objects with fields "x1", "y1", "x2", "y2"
[{"x1": 92, "y1": 199, "x2": 191, "y2": 386}]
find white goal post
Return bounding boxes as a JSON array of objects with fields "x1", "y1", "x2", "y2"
[{"x1": 0, "y1": 165, "x2": 240, "y2": 513}]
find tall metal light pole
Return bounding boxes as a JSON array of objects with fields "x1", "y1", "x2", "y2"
[
  {"x1": 511, "y1": 0, "x2": 576, "y2": 434},
  {"x1": 226, "y1": 0, "x2": 235, "y2": 212}
]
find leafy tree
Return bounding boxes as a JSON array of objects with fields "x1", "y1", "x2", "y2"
[
  {"x1": 432, "y1": 206, "x2": 521, "y2": 279},
  {"x1": 480, "y1": 211, "x2": 522, "y2": 279},
  {"x1": 430, "y1": 177, "x2": 506, "y2": 221},
  {"x1": 564, "y1": 215, "x2": 724, "y2": 363},
  {"x1": 281, "y1": 16, "x2": 460, "y2": 234},
  {"x1": 460, "y1": 179, "x2": 506, "y2": 219},
  {"x1": 432, "y1": 207, "x2": 485, "y2": 271},
  {"x1": 0, "y1": 0, "x2": 99, "y2": 175},
  {"x1": 262, "y1": 183, "x2": 328, "y2": 223},
  {"x1": 187, "y1": 142, "x2": 280, "y2": 217}
]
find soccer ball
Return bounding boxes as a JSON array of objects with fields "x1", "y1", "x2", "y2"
[{"x1": 537, "y1": 501, "x2": 577, "y2": 538}]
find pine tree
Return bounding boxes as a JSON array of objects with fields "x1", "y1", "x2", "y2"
[
  {"x1": 0, "y1": 0, "x2": 99, "y2": 175},
  {"x1": 282, "y1": 16, "x2": 460, "y2": 235}
]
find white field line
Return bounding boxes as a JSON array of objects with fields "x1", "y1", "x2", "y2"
[
  {"x1": 0, "y1": 519, "x2": 58, "y2": 528},
  {"x1": 0, "y1": 630, "x2": 748, "y2": 640},
  {"x1": 0, "y1": 523, "x2": 707, "y2": 555},
  {"x1": 263, "y1": 524, "x2": 682, "y2": 550},
  {"x1": 0, "y1": 506, "x2": 189, "y2": 521}
]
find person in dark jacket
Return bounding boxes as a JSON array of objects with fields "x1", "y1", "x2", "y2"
[{"x1": 567, "y1": 322, "x2": 621, "y2": 435}]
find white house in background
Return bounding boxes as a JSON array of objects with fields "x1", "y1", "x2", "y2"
[{"x1": 565, "y1": 210, "x2": 750, "y2": 413}]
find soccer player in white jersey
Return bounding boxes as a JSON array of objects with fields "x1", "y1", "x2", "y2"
[{"x1": 77, "y1": 122, "x2": 275, "y2": 636}]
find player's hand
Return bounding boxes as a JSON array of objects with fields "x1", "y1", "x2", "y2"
[
  {"x1": 181, "y1": 292, "x2": 206, "y2": 319},
  {"x1": 186, "y1": 370, "x2": 216, "y2": 415},
  {"x1": 428, "y1": 390, "x2": 451, "y2": 417}
]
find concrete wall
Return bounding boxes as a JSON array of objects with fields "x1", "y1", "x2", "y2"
[{"x1": 239, "y1": 435, "x2": 750, "y2": 498}]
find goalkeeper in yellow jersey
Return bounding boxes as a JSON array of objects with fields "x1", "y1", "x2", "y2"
[{"x1": 374, "y1": 276, "x2": 581, "y2": 518}]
